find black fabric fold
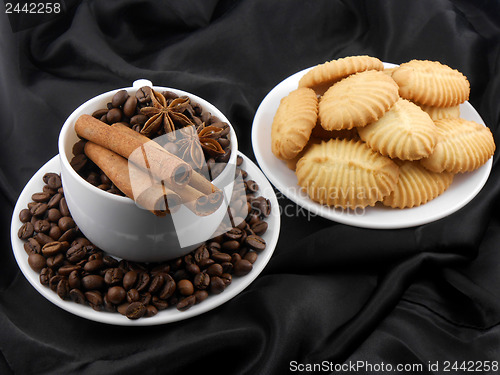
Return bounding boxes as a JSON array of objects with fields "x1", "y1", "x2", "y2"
[{"x1": 2, "y1": 0, "x2": 500, "y2": 374}]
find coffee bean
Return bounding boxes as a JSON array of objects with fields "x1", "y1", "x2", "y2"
[
  {"x1": 59, "y1": 198, "x2": 70, "y2": 217},
  {"x1": 104, "y1": 268, "x2": 124, "y2": 285},
  {"x1": 123, "y1": 96, "x2": 137, "y2": 117},
  {"x1": 84, "y1": 259, "x2": 104, "y2": 273},
  {"x1": 48, "y1": 225, "x2": 63, "y2": 240},
  {"x1": 58, "y1": 228, "x2": 78, "y2": 243},
  {"x1": 136, "y1": 86, "x2": 152, "y2": 103},
  {"x1": 123, "y1": 270, "x2": 138, "y2": 290},
  {"x1": 69, "y1": 289, "x2": 86, "y2": 304},
  {"x1": 210, "y1": 276, "x2": 225, "y2": 294},
  {"x1": 18, "y1": 222, "x2": 34, "y2": 239},
  {"x1": 126, "y1": 302, "x2": 146, "y2": 319},
  {"x1": 139, "y1": 292, "x2": 151, "y2": 306},
  {"x1": 58, "y1": 217, "x2": 76, "y2": 232},
  {"x1": 176, "y1": 295, "x2": 196, "y2": 311},
  {"x1": 31, "y1": 192, "x2": 51, "y2": 203},
  {"x1": 47, "y1": 208, "x2": 62, "y2": 222},
  {"x1": 130, "y1": 114, "x2": 148, "y2": 126},
  {"x1": 28, "y1": 253, "x2": 46, "y2": 272},
  {"x1": 24, "y1": 238, "x2": 41, "y2": 255},
  {"x1": 66, "y1": 244, "x2": 87, "y2": 263},
  {"x1": 159, "y1": 275, "x2": 176, "y2": 299},
  {"x1": 58, "y1": 264, "x2": 81, "y2": 276},
  {"x1": 251, "y1": 221, "x2": 268, "y2": 236},
  {"x1": 34, "y1": 232, "x2": 53, "y2": 246},
  {"x1": 193, "y1": 272, "x2": 210, "y2": 290},
  {"x1": 148, "y1": 273, "x2": 165, "y2": 294},
  {"x1": 85, "y1": 291, "x2": 103, "y2": 311},
  {"x1": 211, "y1": 252, "x2": 231, "y2": 263},
  {"x1": 82, "y1": 275, "x2": 105, "y2": 290},
  {"x1": 47, "y1": 193, "x2": 62, "y2": 209},
  {"x1": 46, "y1": 253, "x2": 64, "y2": 269},
  {"x1": 57, "y1": 279, "x2": 70, "y2": 300},
  {"x1": 178, "y1": 279, "x2": 194, "y2": 296},
  {"x1": 194, "y1": 290, "x2": 209, "y2": 304},
  {"x1": 72, "y1": 139, "x2": 86, "y2": 156},
  {"x1": 70, "y1": 154, "x2": 87, "y2": 172},
  {"x1": 233, "y1": 259, "x2": 253, "y2": 276},
  {"x1": 135, "y1": 272, "x2": 150, "y2": 292},
  {"x1": 19, "y1": 208, "x2": 32, "y2": 223},
  {"x1": 186, "y1": 263, "x2": 200, "y2": 275},
  {"x1": 206, "y1": 263, "x2": 223, "y2": 277},
  {"x1": 112, "y1": 90, "x2": 129, "y2": 108},
  {"x1": 197, "y1": 258, "x2": 214, "y2": 269},
  {"x1": 103, "y1": 294, "x2": 116, "y2": 312},
  {"x1": 107, "y1": 108, "x2": 122, "y2": 123},
  {"x1": 245, "y1": 234, "x2": 266, "y2": 252},
  {"x1": 221, "y1": 273, "x2": 232, "y2": 286},
  {"x1": 221, "y1": 262, "x2": 233, "y2": 274},
  {"x1": 39, "y1": 267, "x2": 54, "y2": 285},
  {"x1": 152, "y1": 296, "x2": 168, "y2": 310},
  {"x1": 222, "y1": 240, "x2": 240, "y2": 252},
  {"x1": 145, "y1": 305, "x2": 158, "y2": 317},
  {"x1": 224, "y1": 227, "x2": 243, "y2": 241},
  {"x1": 107, "y1": 286, "x2": 127, "y2": 304},
  {"x1": 194, "y1": 245, "x2": 210, "y2": 263},
  {"x1": 68, "y1": 270, "x2": 81, "y2": 289},
  {"x1": 206, "y1": 241, "x2": 221, "y2": 253},
  {"x1": 42, "y1": 241, "x2": 64, "y2": 257},
  {"x1": 244, "y1": 251, "x2": 258, "y2": 264},
  {"x1": 127, "y1": 289, "x2": 140, "y2": 303}
]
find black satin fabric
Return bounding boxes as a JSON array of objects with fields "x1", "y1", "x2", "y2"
[{"x1": 1, "y1": 1, "x2": 500, "y2": 374}]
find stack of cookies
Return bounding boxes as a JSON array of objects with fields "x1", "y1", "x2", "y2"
[{"x1": 271, "y1": 56, "x2": 495, "y2": 209}]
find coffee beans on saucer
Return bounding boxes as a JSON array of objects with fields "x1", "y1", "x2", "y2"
[{"x1": 18, "y1": 156, "x2": 271, "y2": 320}]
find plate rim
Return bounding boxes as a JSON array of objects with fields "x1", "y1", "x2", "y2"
[
  {"x1": 10, "y1": 152, "x2": 280, "y2": 326},
  {"x1": 251, "y1": 62, "x2": 493, "y2": 229}
]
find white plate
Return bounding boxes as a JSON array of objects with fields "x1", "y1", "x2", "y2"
[
  {"x1": 252, "y1": 63, "x2": 493, "y2": 229},
  {"x1": 10, "y1": 152, "x2": 280, "y2": 326}
]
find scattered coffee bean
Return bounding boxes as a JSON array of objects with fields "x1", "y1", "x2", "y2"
[
  {"x1": 17, "y1": 161, "x2": 271, "y2": 319},
  {"x1": 126, "y1": 302, "x2": 146, "y2": 319}
]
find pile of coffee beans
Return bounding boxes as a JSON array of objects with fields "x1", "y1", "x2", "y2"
[
  {"x1": 18, "y1": 156, "x2": 271, "y2": 320},
  {"x1": 70, "y1": 87, "x2": 232, "y2": 196}
]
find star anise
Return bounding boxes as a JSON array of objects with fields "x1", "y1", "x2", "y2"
[
  {"x1": 140, "y1": 90, "x2": 194, "y2": 138},
  {"x1": 173, "y1": 124, "x2": 225, "y2": 169}
]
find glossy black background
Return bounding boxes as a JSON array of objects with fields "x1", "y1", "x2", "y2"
[{"x1": 1, "y1": 1, "x2": 500, "y2": 374}]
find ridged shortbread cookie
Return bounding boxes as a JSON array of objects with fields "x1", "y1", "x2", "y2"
[
  {"x1": 383, "y1": 159, "x2": 454, "y2": 208},
  {"x1": 392, "y1": 60, "x2": 470, "y2": 107},
  {"x1": 298, "y1": 55, "x2": 384, "y2": 95},
  {"x1": 420, "y1": 118, "x2": 495, "y2": 173},
  {"x1": 419, "y1": 104, "x2": 460, "y2": 121},
  {"x1": 271, "y1": 87, "x2": 318, "y2": 160},
  {"x1": 296, "y1": 139, "x2": 399, "y2": 209},
  {"x1": 318, "y1": 70, "x2": 399, "y2": 130},
  {"x1": 357, "y1": 98, "x2": 437, "y2": 160},
  {"x1": 285, "y1": 137, "x2": 322, "y2": 171}
]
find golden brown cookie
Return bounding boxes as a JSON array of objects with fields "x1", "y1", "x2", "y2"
[
  {"x1": 419, "y1": 104, "x2": 460, "y2": 121},
  {"x1": 382, "y1": 67, "x2": 397, "y2": 78},
  {"x1": 392, "y1": 60, "x2": 470, "y2": 107},
  {"x1": 318, "y1": 70, "x2": 399, "y2": 131},
  {"x1": 420, "y1": 118, "x2": 495, "y2": 173},
  {"x1": 271, "y1": 87, "x2": 318, "y2": 160},
  {"x1": 296, "y1": 139, "x2": 399, "y2": 209},
  {"x1": 298, "y1": 55, "x2": 384, "y2": 95},
  {"x1": 357, "y1": 98, "x2": 437, "y2": 160},
  {"x1": 383, "y1": 159, "x2": 454, "y2": 208}
]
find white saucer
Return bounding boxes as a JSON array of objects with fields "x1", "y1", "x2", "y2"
[
  {"x1": 252, "y1": 63, "x2": 493, "y2": 229},
  {"x1": 10, "y1": 152, "x2": 280, "y2": 326}
]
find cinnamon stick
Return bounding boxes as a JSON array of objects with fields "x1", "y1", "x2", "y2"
[
  {"x1": 84, "y1": 142, "x2": 181, "y2": 216},
  {"x1": 111, "y1": 123, "x2": 219, "y2": 195},
  {"x1": 76, "y1": 115, "x2": 192, "y2": 187}
]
